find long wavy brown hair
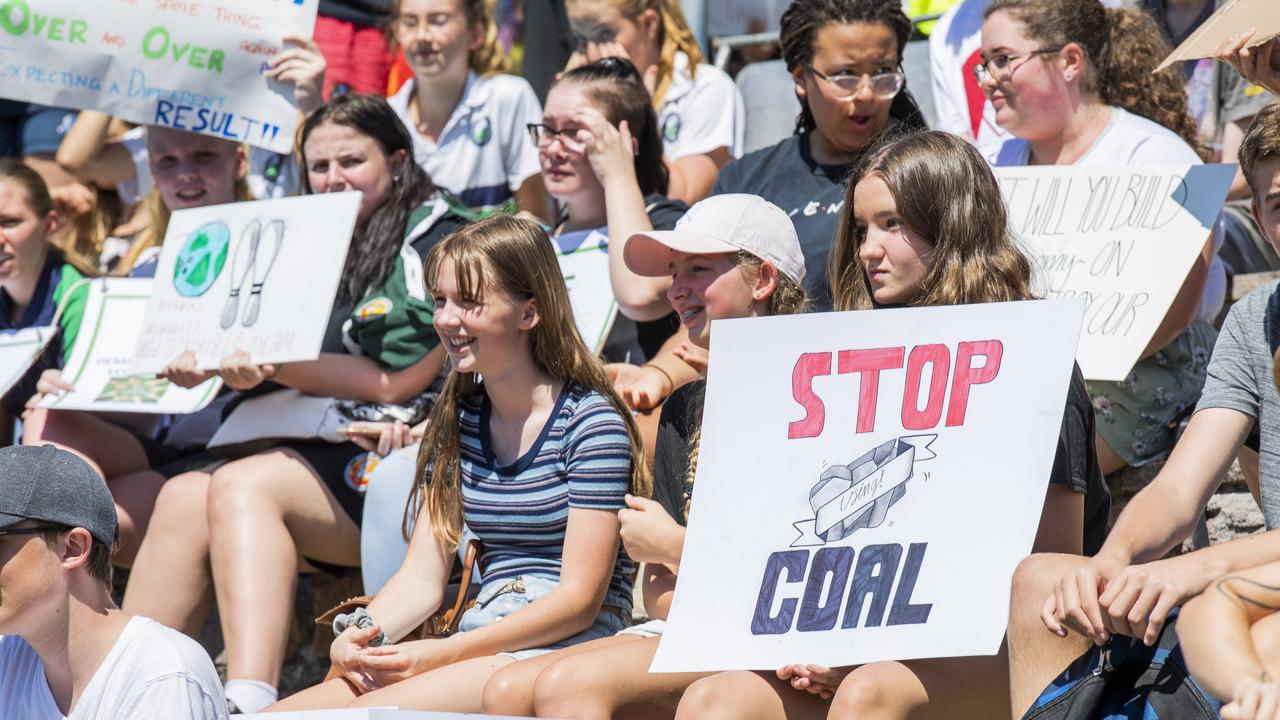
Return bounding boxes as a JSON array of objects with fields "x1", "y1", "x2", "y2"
[
  {"x1": 985, "y1": 0, "x2": 1209, "y2": 160},
  {"x1": 407, "y1": 216, "x2": 651, "y2": 546},
  {"x1": 829, "y1": 131, "x2": 1034, "y2": 311}
]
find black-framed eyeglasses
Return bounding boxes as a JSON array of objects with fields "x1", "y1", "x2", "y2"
[
  {"x1": 526, "y1": 123, "x2": 585, "y2": 149},
  {"x1": 804, "y1": 65, "x2": 905, "y2": 100},
  {"x1": 0, "y1": 524, "x2": 61, "y2": 538},
  {"x1": 972, "y1": 47, "x2": 1063, "y2": 82}
]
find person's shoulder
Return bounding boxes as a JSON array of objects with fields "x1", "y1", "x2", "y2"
[
  {"x1": 984, "y1": 137, "x2": 1030, "y2": 167},
  {"x1": 1104, "y1": 108, "x2": 1201, "y2": 163},
  {"x1": 689, "y1": 63, "x2": 737, "y2": 93},
  {"x1": 118, "y1": 618, "x2": 219, "y2": 682},
  {"x1": 718, "y1": 135, "x2": 802, "y2": 187},
  {"x1": 563, "y1": 385, "x2": 628, "y2": 429},
  {"x1": 387, "y1": 79, "x2": 414, "y2": 114},
  {"x1": 477, "y1": 73, "x2": 539, "y2": 105},
  {"x1": 1234, "y1": 278, "x2": 1280, "y2": 317},
  {"x1": 643, "y1": 193, "x2": 690, "y2": 231},
  {"x1": 662, "y1": 379, "x2": 706, "y2": 423}
]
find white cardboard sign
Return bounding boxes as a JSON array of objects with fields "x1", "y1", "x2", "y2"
[
  {"x1": 995, "y1": 164, "x2": 1234, "y2": 382},
  {"x1": 652, "y1": 300, "x2": 1084, "y2": 672},
  {"x1": 37, "y1": 278, "x2": 221, "y2": 414},
  {"x1": 1156, "y1": 0, "x2": 1280, "y2": 71},
  {"x1": 129, "y1": 193, "x2": 360, "y2": 374},
  {"x1": 0, "y1": 0, "x2": 318, "y2": 153},
  {"x1": 552, "y1": 229, "x2": 618, "y2": 353},
  {"x1": 0, "y1": 326, "x2": 56, "y2": 397}
]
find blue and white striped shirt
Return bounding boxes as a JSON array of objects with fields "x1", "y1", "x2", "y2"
[{"x1": 460, "y1": 383, "x2": 635, "y2": 605}]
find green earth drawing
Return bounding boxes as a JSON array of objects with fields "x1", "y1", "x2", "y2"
[
  {"x1": 97, "y1": 375, "x2": 170, "y2": 404},
  {"x1": 173, "y1": 221, "x2": 230, "y2": 297}
]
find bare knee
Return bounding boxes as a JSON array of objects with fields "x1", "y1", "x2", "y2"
[
  {"x1": 532, "y1": 658, "x2": 607, "y2": 718},
  {"x1": 207, "y1": 456, "x2": 286, "y2": 521},
  {"x1": 1011, "y1": 554, "x2": 1082, "y2": 610},
  {"x1": 149, "y1": 472, "x2": 211, "y2": 532},
  {"x1": 675, "y1": 671, "x2": 756, "y2": 720},
  {"x1": 481, "y1": 662, "x2": 538, "y2": 716}
]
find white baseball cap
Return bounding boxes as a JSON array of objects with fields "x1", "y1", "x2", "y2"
[{"x1": 624, "y1": 194, "x2": 806, "y2": 286}]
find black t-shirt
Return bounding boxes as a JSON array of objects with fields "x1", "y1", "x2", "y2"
[
  {"x1": 652, "y1": 380, "x2": 704, "y2": 524},
  {"x1": 599, "y1": 194, "x2": 688, "y2": 365},
  {"x1": 711, "y1": 132, "x2": 849, "y2": 312},
  {"x1": 1055, "y1": 363, "x2": 1111, "y2": 556}
]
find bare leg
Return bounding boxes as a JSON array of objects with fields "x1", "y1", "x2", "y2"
[
  {"x1": 122, "y1": 469, "x2": 215, "y2": 637},
  {"x1": 108, "y1": 469, "x2": 167, "y2": 566},
  {"x1": 675, "y1": 670, "x2": 829, "y2": 720},
  {"x1": 1008, "y1": 554, "x2": 1092, "y2": 718},
  {"x1": 266, "y1": 677, "x2": 361, "y2": 712},
  {"x1": 533, "y1": 635, "x2": 711, "y2": 720},
  {"x1": 24, "y1": 409, "x2": 151, "y2": 478},
  {"x1": 482, "y1": 635, "x2": 635, "y2": 716},
  {"x1": 350, "y1": 655, "x2": 516, "y2": 711},
  {"x1": 207, "y1": 450, "x2": 361, "y2": 688},
  {"x1": 827, "y1": 650, "x2": 1010, "y2": 720},
  {"x1": 1095, "y1": 434, "x2": 1127, "y2": 476}
]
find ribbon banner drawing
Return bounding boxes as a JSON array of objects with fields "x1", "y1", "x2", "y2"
[{"x1": 792, "y1": 434, "x2": 937, "y2": 547}]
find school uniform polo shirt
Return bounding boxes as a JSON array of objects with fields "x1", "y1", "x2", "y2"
[
  {"x1": 658, "y1": 51, "x2": 745, "y2": 160},
  {"x1": 389, "y1": 72, "x2": 543, "y2": 211}
]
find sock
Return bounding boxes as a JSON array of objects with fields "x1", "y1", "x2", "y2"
[{"x1": 223, "y1": 679, "x2": 278, "y2": 714}]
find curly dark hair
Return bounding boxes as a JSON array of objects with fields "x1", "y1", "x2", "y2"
[
  {"x1": 986, "y1": 0, "x2": 1209, "y2": 160},
  {"x1": 778, "y1": 0, "x2": 926, "y2": 135}
]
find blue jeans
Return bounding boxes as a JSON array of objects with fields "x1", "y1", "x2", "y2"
[{"x1": 459, "y1": 574, "x2": 631, "y2": 660}]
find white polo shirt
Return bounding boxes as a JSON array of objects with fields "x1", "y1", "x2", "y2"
[
  {"x1": 389, "y1": 71, "x2": 543, "y2": 210},
  {"x1": 658, "y1": 52, "x2": 745, "y2": 160}
]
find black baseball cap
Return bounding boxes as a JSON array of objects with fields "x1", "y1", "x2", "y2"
[{"x1": 0, "y1": 445, "x2": 117, "y2": 549}]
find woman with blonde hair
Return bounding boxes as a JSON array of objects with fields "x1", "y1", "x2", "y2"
[
  {"x1": 564, "y1": 0, "x2": 745, "y2": 204},
  {"x1": 271, "y1": 214, "x2": 647, "y2": 712},
  {"x1": 387, "y1": 0, "x2": 552, "y2": 220},
  {"x1": 673, "y1": 131, "x2": 1108, "y2": 720}
]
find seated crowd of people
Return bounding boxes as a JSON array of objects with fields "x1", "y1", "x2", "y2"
[{"x1": 4, "y1": 0, "x2": 1280, "y2": 717}]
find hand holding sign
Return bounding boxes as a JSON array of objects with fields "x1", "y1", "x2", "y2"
[{"x1": 1216, "y1": 30, "x2": 1280, "y2": 96}]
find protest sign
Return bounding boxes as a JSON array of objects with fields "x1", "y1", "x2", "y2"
[
  {"x1": 994, "y1": 164, "x2": 1233, "y2": 382},
  {"x1": 0, "y1": 0, "x2": 317, "y2": 153},
  {"x1": 37, "y1": 279, "x2": 220, "y2": 414},
  {"x1": 651, "y1": 299, "x2": 1084, "y2": 672},
  {"x1": 0, "y1": 326, "x2": 55, "y2": 397},
  {"x1": 1156, "y1": 0, "x2": 1280, "y2": 72},
  {"x1": 551, "y1": 228, "x2": 618, "y2": 353},
  {"x1": 129, "y1": 192, "x2": 360, "y2": 374}
]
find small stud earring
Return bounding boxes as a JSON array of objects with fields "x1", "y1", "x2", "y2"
[{"x1": 1064, "y1": 72, "x2": 1074, "y2": 81}]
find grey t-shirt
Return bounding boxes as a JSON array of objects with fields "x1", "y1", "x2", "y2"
[{"x1": 1196, "y1": 280, "x2": 1280, "y2": 528}]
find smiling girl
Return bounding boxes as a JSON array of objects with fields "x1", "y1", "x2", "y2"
[
  {"x1": 478, "y1": 194, "x2": 808, "y2": 719},
  {"x1": 271, "y1": 215, "x2": 647, "y2": 713},
  {"x1": 387, "y1": 0, "x2": 552, "y2": 220}
]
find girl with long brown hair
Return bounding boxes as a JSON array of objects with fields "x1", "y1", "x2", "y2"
[
  {"x1": 673, "y1": 131, "x2": 1107, "y2": 720},
  {"x1": 272, "y1": 215, "x2": 647, "y2": 712},
  {"x1": 980, "y1": 0, "x2": 1220, "y2": 477}
]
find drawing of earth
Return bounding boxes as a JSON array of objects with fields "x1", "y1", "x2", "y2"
[{"x1": 173, "y1": 221, "x2": 230, "y2": 297}]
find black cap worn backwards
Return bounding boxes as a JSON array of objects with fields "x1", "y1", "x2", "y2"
[{"x1": 0, "y1": 445, "x2": 116, "y2": 549}]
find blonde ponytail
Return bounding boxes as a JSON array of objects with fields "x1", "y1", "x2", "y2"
[
  {"x1": 468, "y1": 0, "x2": 510, "y2": 76},
  {"x1": 649, "y1": 0, "x2": 704, "y2": 109}
]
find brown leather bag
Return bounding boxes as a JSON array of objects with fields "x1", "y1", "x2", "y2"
[{"x1": 315, "y1": 539, "x2": 481, "y2": 642}]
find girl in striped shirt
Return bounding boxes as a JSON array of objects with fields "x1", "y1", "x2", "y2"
[{"x1": 274, "y1": 215, "x2": 649, "y2": 712}]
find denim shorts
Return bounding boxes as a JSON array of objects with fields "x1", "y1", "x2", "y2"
[{"x1": 458, "y1": 574, "x2": 631, "y2": 660}]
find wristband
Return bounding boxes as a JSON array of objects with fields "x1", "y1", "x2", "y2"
[{"x1": 643, "y1": 363, "x2": 674, "y2": 395}]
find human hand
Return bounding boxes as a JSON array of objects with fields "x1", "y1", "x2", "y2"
[
  {"x1": 1216, "y1": 30, "x2": 1280, "y2": 96},
  {"x1": 1095, "y1": 555, "x2": 1210, "y2": 646},
  {"x1": 575, "y1": 106, "x2": 638, "y2": 189},
  {"x1": 619, "y1": 493, "x2": 684, "y2": 566},
  {"x1": 777, "y1": 664, "x2": 847, "y2": 700},
  {"x1": 343, "y1": 420, "x2": 416, "y2": 456},
  {"x1": 357, "y1": 639, "x2": 451, "y2": 688},
  {"x1": 1223, "y1": 676, "x2": 1280, "y2": 720},
  {"x1": 330, "y1": 625, "x2": 383, "y2": 694},
  {"x1": 673, "y1": 341, "x2": 708, "y2": 376},
  {"x1": 1041, "y1": 554, "x2": 1126, "y2": 645},
  {"x1": 216, "y1": 350, "x2": 277, "y2": 391},
  {"x1": 267, "y1": 34, "x2": 327, "y2": 116},
  {"x1": 27, "y1": 369, "x2": 74, "y2": 409},
  {"x1": 607, "y1": 363, "x2": 671, "y2": 411},
  {"x1": 159, "y1": 351, "x2": 215, "y2": 389},
  {"x1": 49, "y1": 181, "x2": 95, "y2": 219}
]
